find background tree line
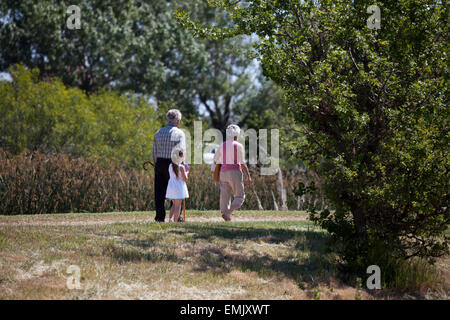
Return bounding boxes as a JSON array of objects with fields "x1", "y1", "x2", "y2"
[
  {"x1": 0, "y1": 0, "x2": 304, "y2": 212},
  {"x1": 0, "y1": 0, "x2": 288, "y2": 135}
]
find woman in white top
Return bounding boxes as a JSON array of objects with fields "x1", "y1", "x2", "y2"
[{"x1": 166, "y1": 148, "x2": 189, "y2": 222}]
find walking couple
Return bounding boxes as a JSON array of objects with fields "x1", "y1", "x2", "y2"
[{"x1": 152, "y1": 109, "x2": 252, "y2": 222}]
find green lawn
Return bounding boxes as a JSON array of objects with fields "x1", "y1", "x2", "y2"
[{"x1": 0, "y1": 211, "x2": 447, "y2": 300}]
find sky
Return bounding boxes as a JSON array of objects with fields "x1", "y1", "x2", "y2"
[{"x1": 0, "y1": 72, "x2": 12, "y2": 82}]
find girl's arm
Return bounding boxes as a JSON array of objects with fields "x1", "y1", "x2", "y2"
[{"x1": 180, "y1": 165, "x2": 188, "y2": 182}]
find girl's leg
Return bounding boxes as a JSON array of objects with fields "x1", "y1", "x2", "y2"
[
  {"x1": 171, "y1": 200, "x2": 182, "y2": 222},
  {"x1": 169, "y1": 200, "x2": 175, "y2": 222}
]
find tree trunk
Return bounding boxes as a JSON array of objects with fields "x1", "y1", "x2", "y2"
[
  {"x1": 352, "y1": 205, "x2": 368, "y2": 239},
  {"x1": 277, "y1": 169, "x2": 288, "y2": 210},
  {"x1": 271, "y1": 190, "x2": 279, "y2": 211},
  {"x1": 252, "y1": 188, "x2": 264, "y2": 211}
]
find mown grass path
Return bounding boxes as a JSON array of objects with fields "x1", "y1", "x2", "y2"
[{"x1": 0, "y1": 210, "x2": 308, "y2": 227}]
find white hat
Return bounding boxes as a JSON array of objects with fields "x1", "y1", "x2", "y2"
[
  {"x1": 226, "y1": 124, "x2": 240, "y2": 140},
  {"x1": 171, "y1": 146, "x2": 185, "y2": 165}
]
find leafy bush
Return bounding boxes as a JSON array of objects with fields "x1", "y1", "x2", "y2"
[{"x1": 0, "y1": 65, "x2": 161, "y2": 165}]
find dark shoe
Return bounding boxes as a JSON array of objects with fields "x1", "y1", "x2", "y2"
[{"x1": 177, "y1": 216, "x2": 185, "y2": 223}]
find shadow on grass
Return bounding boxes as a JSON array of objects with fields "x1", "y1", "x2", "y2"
[
  {"x1": 194, "y1": 245, "x2": 335, "y2": 286},
  {"x1": 178, "y1": 223, "x2": 325, "y2": 245},
  {"x1": 177, "y1": 223, "x2": 334, "y2": 286},
  {"x1": 102, "y1": 242, "x2": 181, "y2": 264},
  {"x1": 186, "y1": 225, "x2": 334, "y2": 286},
  {"x1": 102, "y1": 222, "x2": 337, "y2": 287}
]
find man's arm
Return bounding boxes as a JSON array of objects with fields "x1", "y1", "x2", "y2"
[
  {"x1": 178, "y1": 129, "x2": 186, "y2": 153},
  {"x1": 152, "y1": 134, "x2": 158, "y2": 163}
]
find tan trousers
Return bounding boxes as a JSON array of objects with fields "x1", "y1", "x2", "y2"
[{"x1": 220, "y1": 170, "x2": 245, "y2": 215}]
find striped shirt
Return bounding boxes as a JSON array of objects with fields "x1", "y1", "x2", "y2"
[{"x1": 152, "y1": 125, "x2": 186, "y2": 161}]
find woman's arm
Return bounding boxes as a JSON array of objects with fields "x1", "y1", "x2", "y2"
[
  {"x1": 241, "y1": 164, "x2": 252, "y2": 186},
  {"x1": 180, "y1": 165, "x2": 188, "y2": 182},
  {"x1": 213, "y1": 146, "x2": 222, "y2": 164},
  {"x1": 237, "y1": 143, "x2": 251, "y2": 185}
]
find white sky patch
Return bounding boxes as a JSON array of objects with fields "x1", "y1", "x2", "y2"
[{"x1": 0, "y1": 72, "x2": 12, "y2": 82}]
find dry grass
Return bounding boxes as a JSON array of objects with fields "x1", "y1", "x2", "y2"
[
  {"x1": 0, "y1": 211, "x2": 448, "y2": 300},
  {"x1": 0, "y1": 210, "x2": 308, "y2": 226},
  {"x1": 0, "y1": 148, "x2": 325, "y2": 215}
]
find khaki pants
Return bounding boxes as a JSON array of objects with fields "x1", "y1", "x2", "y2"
[{"x1": 220, "y1": 170, "x2": 245, "y2": 215}]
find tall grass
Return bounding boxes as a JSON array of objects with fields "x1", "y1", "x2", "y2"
[
  {"x1": 0, "y1": 149, "x2": 153, "y2": 214},
  {"x1": 0, "y1": 148, "x2": 324, "y2": 215},
  {"x1": 371, "y1": 252, "x2": 441, "y2": 292},
  {"x1": 344, "y1": 240, "x2": 444, "y2": 293},
  {"x1": 386, "y1": 258, "x2": 440, "y2": 292}
]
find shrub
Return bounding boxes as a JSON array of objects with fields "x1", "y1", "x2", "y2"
[{"x1": 0, "y1": 65, "x2": 161, "y2": 165}]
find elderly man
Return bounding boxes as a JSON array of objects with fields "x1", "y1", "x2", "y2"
[
  {"x1": 152, "y1": 109, "x2": 186, "y2": 222},
  {"x1": 213, "y1": 124, "x2": 252, "y2": 221}
]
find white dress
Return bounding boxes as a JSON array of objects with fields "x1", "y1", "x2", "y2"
[{"x1": 165, "y1": 164, "x2": 189, "y2": 200}]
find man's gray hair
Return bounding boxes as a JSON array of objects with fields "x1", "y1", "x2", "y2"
[{"x1": 166, "y1": 109, "x2": 182, "y2": 125}]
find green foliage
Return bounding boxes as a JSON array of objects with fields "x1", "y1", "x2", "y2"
[
  {"x1": 181, "y1": 0, "x2": 450, "y2": 272},
  {"x1": 365, "y1": 241, "x2": 440, "y2": 291},
  {"x1": 176, "y1": 3, "x2": 270, "y2": 133},
  {"x1": 355, "y1": 277, "x2": 362, "y2": 300},
  {"x1": 0, "y1": 65, "x2": 161, "y2": 165},
  {"x1": 0, "y1": 0, "x2": 202, "y2": 95},
  {"x1": 0, "y1": 0, "x2": 278, "y2": 130}
]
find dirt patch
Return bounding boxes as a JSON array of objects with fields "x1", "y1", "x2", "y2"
[
  {"x1": 0, "y1": 252, "x2": 29, "y2": 263},
  {"x1": 24, "y1": 276, "x2": 67, "y2": 289}
]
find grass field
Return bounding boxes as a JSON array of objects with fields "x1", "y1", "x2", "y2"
[{"x1": 0, "y1": 210, "x2": 448, "y2": 300}]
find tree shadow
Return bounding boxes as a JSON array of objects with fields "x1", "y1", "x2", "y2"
[
  {"x1": 179, "y1": 223, "x2": 327, "y2": 248},
  {"x1": 102, "y1": 222, "x2": 336, "y2": 288},
  {"x1": 102, "y1": 242, "x2": 181, "y2": 264},
  {"x1": 98, "y1": 222, "x2": 437, "y2": 299},
  {"x1": 177, "y1": 224, "x2": 335, "y2": 286},
  {"x1": 191, "y1": 241, "x2": 334, "y2": 286}
]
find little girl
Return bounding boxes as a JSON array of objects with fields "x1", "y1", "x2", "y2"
[{"x1": 166, "y1": 149, "x2": 189, "y2": 222}]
